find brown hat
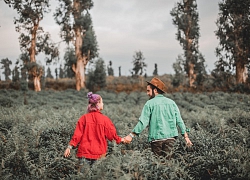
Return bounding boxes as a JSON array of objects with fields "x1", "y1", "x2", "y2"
[{"x1": 146, "y1": 77, "x2": 166, "y2": 93}]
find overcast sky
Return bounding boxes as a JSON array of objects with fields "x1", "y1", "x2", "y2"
[{"x1": 0, "y1": 0, "x2": 220, "y2": 77}]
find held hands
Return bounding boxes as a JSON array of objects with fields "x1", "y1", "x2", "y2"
[{"x1": 121, "y1": 133, "x2": 134, "y2": 144}]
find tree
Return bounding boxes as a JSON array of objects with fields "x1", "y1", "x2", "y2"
[
  {"x1": 54, "y1": 0, "x2": 98, "y2": 91},
  {"x1": 55, "y1": 68, "x2": 58, "y2": 79},
  {"x1": 63, "y1": 47, "x2": 76, "y2": 78},
  {"x1": 12, "y1": 65, "x2": 20, "y2": 83},
  {"x1": 59, "y1": 64, "x2": 64, "y2": 78},
  {"x1": 107, "y1": 61, "x2": 114, "y2": 76},
  {"x1": 46, "y1": 67, "x2": 54, "y2": 79},
  {"x1": 172, "y1": 55, "x2": 186, "y2": 87},
  {"x1": 86, "y1": 58, "x2": 106, "y2": 92},
  {"x1": 4, "y1": 0, "x2": 59, "y2": 91},
  {"x1": 131, "y1": 50, "x2": 147, "y2": 76},
  {"x1": 153, "y1": 63, "x2": 158, "y2": 76},
  {"x1": 0, "y1": 58, "x2": 12, "y2": 81},
  {"x1": 119, "y1": 66, "x2": 121, "y2": 77},
  {"x1": 215, "y1": 0, "x2": 250, "y2": 84},
  {"x1": 170, "y1": 0, "x2": 206, "y2": 87}
]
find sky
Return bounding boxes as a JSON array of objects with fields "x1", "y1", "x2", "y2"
[{"x1": 0, "y1": 0, "x2": 220, "y2": 77}]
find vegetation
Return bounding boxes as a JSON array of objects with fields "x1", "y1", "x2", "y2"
[
  {"x1": 215, "y1": 0, "x2": 250, "y2": 84},
  {"x1": 4, "y1": 0, "x2": 59, "y2": 91},
  {"x1": 170, "y1": 0, "x2": 206, "y2": 88},
  {"x1": 107, "y1": 61, "x2": 114, "y2": 76},
  {"x1": 0, "y1": 89, "x2": 249, "y2": 179},
  {"x1": 131, "y1": 51, "x2": 147, "y2": 77},
  {"x1": 54, "y1": 0, "x2": 98, "y2": 91},
  {"x1": 86, "y1": 58, "x2": 107, "y2": 92},
  {"x1": 1, "y1": 1, "x2": 250, "y2": 92}
]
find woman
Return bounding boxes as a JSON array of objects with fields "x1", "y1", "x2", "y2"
[{"x1": 64, "y1": 92, "x2": 124, "y2": 166}]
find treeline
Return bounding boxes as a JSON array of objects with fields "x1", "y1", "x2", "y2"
[
  {"x1": 1, "y1": 0, "x2": 250, "y2": 92},
  {"x1": 1, "y1": 73, "x2": 250, "y2": 94}
]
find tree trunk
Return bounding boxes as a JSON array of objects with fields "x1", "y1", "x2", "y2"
[
  {"x1": 184, "y1": 2, "x2": 196, "y2": 88},
  {"x1": 235, "y1": 35, "x2": 247, "y2": 84},
  {"x1": 236, "y1": 62, "x2": 245, "y2": 84},
  {"x1": 188, "y1": 62, "x2": 196, "y2": 88},
  {"x1": 242, "y1": 65, "x2": 248, "y2": 83},
  {"x1": 72, "y1": 59, "x2": 86, "y2": 91},
  {"x1": 30, "y1": 22, "x2": 42, "y2": 91},
  {"x1": 73, "y1": 0, "x2": 90, "y2": 91}
]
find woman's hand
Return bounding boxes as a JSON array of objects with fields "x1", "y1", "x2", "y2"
[{"x1": 64, "y1": 148, "x2": 71, "y2": 157}]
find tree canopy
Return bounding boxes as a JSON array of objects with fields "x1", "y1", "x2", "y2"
[{"x1": 215, "y1": 0, "x2": 250, "y2": 84}]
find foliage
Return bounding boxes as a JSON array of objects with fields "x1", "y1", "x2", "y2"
[
  {"x1": 215, "y1": 0, "x2": 250, "y2": 84},
  {"x1": 54, "y1": 0, "x2": 98, "y2": 90},
  {"x1": 153, "y1": 63, "x2": 158, "y2": 76},
  {"x1": 131, "y1": 50, "x2": 147, "y2": 76},
  {"x1": 107, "y1": 61, "x2": 114, "y2": 76},
  {"x1": 12, "y1": 65, "x2": 20, "y2": 83},
  {"x1": 0, "y1": 58, "x2": 12, "y2": 81},
  {"x1": 46, "y1": 67, "x2": 53, "y2": 79},
  {"x1": 0, "y1": 90, "x2": 250, "y2": 179},
  {"x1": 86, "y1": 58, "x2": 107, "y2": 92},
  {"x1": 172, "y1": 55, "x2": 186, "y2": 87},
  {"x1": 170, "y1": 0, "x2": 206, "y2": 86},
  {"x1": 4, "y1": 0, "x2": 59, "y2": 64}
]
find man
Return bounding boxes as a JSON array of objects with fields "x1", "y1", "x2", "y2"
[{"x1": 124, "y1": 77, "x2": 193, "y2": 158}]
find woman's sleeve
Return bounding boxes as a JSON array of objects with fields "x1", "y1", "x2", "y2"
[
  {"x1": 69, "y1": 117, "x2": 85, "y2": 147},
  {"x1": 105, "y1": 118, "x2": 121, "y2": 144}
]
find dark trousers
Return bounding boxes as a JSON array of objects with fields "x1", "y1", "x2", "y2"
[
  {"x1": 79, "y1": 157, "x2": 96, "y2": 166},
  {"x1": 78, "y1": 157, "x2": 96, "y2": 173},
  {"x1": 150, "y1": 138, "x2": 176, "y2": 159}
]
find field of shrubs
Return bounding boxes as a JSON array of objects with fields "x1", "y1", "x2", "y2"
[{"x1": 0, "y1": 89, "x2": 250, "y2": 179}]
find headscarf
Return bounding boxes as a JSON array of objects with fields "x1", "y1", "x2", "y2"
[{"x1": 87, "y1": 92, "x2": 101, "y2": 112}]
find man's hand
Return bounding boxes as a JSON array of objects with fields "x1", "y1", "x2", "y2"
[
  {"x1": 123, "y1": 134, "x2": 133, "y2": 144},
  {"x1": 183, "y1": 132, "x2": 193, "y2": 147}
]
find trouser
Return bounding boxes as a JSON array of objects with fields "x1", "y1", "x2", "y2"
[
  {"x1": 77, "y1": 158, "x2": 96, "y2": 173},
  {"x1": 150, "y1": 138, "x2": 176, "y2": 160}
]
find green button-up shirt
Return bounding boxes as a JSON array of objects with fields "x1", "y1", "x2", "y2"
[{"x1": 132, "y1": 94, "x2": 187, "y2": 142}]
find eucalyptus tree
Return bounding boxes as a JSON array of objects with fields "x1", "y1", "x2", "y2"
[
  {"x1": 54, "y1": 0, "x2": 98, "y2": 91},
  {"x1": 170, "y1": 0, "x2": 206, "y2": 87},
  {"x1": 215, "y1": 0, "x2": 250, "y2": 84},
  {"x1": 4, "y1": 0, "x2": 59, "y2": 91}
]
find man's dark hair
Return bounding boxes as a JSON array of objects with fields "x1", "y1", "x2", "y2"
[{"x1": 149, "y1": 84, "x2": 164, "y2": 94}]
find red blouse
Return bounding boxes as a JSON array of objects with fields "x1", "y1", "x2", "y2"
[{"x1": 69, "y1": 111, "x2": 122, "y2": 159}]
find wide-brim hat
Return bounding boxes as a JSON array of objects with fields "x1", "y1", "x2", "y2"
[{"x1": 146, "y1": 77, "x2": 166, "y2": 93}]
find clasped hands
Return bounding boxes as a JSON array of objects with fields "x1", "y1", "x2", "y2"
[{"x1": 121, "y1": 134, "x2": 133, "y2": 144}]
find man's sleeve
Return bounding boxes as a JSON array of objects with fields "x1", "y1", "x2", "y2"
[
  {"x1": 174, "y1": 103, "x2": 186, "y2": 135},
  {"x1": 132, "y1": 104, "x2": 151, "y2": 135}
]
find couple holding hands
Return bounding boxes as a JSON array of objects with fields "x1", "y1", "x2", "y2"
[{"x1": 64, "y1": 77, "x2": 193, "y2": 167}]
